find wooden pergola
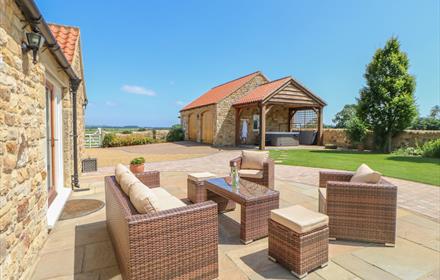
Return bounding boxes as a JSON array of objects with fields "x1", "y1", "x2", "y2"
[{"x1": 233, "y1": 77, "x2": 326, "y2": 150}]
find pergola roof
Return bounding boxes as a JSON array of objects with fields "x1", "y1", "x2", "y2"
[
  {"x1": 233, "y1": 76, "x2": 326, "y2": 108},
  {"x1": 233, "y1": 77, "x2": 291, "y2": 106}
]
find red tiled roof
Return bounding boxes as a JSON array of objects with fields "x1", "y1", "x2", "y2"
[
  {"x1": 233, "y1": 77, "x2": 291, "y2": 106},
  {"x1": 181, "y1": 71, "x2": 261, "y2": 111},
  {"x1": 48, "y1": 24, "x2": 80, "y2": 64}
]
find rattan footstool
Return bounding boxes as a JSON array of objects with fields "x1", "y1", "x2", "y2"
[
  {"x1": 187, "y1": 172, "x2": 236, "y2": 212},
  {"x1": 268, "y1": 205, "x2": 329, "y2": 279}
]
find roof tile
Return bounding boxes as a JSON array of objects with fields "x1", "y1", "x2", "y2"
[
  {"x1": 48, "y1": 24, "x2": 80, "y2": 64},
  {"x1": 182, "y1": 71, "x2": 261, "y2": 111}
]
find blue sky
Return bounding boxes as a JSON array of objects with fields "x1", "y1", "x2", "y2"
[{"x1": 38, "y1": 0, "x2": 439, "y2": 127}]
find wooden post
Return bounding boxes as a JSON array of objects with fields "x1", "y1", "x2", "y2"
[
  {"x1": 259, "y1": 103, "x2": 266, "y2": 150},
  {"x1": 235, "y1": 107, "x2": 241, "y2": 146},
  {"x1": 318, "y1": 107, "x2": 323, "y2": 145}
]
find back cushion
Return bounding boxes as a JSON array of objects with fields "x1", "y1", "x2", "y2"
[
  {"x1": 119, "y1": 172, "x2": 141, "y2": 195},
  {"x1": 129, "y1": 182, "x2": 159, "y2": 214},
  {"x1": 115, "y1": 163, "x2": 130, "y2": 183},
  {"x1": 241, "y1": 150, "x2": 269, "y2": 170},
  {"x1": 350, "y1": 164, "x2": 381, "y2": 184}
]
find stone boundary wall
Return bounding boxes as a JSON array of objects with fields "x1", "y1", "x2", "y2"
[
  {"x1": 323, "y1": 128, "x2": 440, "y2": 149},
  {"x1": 115, "y1": 129, "x2": 170, "y2": 141}
]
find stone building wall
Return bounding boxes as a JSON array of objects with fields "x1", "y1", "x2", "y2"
[
  {"x1": 266, "y1": 105, "x2": 289, "y2": 132},
  {"x1": 0, "y1": 1, "x2": 51, "y2": 278},
  {"x1": 0, "y1": 0, "x2": 86, "y2": 278},
  {"x1": 180, "y1": 104, "x2": 216, "y2": 142},
  {"x1": 214, "y1": 74, "x2": 268, "y2": 146},
  {"x1": 323, "y1": 128, "x2": 440, "y2": 150}
]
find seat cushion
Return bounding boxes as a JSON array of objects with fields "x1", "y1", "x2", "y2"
[
  {"x1": 238, "y1": 169, "x2": 263, "y2": 179},
  {"x1": 119, "y1": 172, "x2": 141, "y2": 195},
  {"x1": 115, "y1": 163, "x2": 130, "y2": 183},
  {"x1": 241, "y1": 150, "x2": 269, "y2": 170},
  {"x1": 270, "y1": 205, "x2": 328, "y2": 234},
  {"x1": 129, "y1": 182, "x2": 159, "y2": 214},
  {"x1": 188, "y1": 172, "x2": 217, "y2": 182},
  {"x1": 350, "y1": 163, "x2": 381, "y2": 184},
  {"x1": 150, "y1": 187, "x2": 174, "y2": 199},
  {"x1": 155, "y1": 195, "x2": 186, "y2": 211},
  {"x1": 150, "y1": 187, "x2": 186, "y2": 211}
]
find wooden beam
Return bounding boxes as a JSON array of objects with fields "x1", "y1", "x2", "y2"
[
  {"x1": 259, "y1": 103, "x2": 266, "y2": 150},
  {"x1": 318, "y1": 107, "x2": 323, "y2": 145},
  {"x1": 235, "y1": 108, "x2": 241, "y2": 146}
]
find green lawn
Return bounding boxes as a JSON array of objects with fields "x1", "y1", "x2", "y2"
[{"x1": 270, "y1": 149, "x2": 440, "y2": 186}]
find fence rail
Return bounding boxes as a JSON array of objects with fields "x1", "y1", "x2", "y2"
[{"x1": 85, "y1": 128, "x2": 102, "y2": 148}]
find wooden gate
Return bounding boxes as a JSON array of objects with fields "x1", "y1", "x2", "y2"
[
  {"x1": 201, "y1": 110, "x2": 213, "y2": 144},
  {"x1": 188, "y1": 113, "x2": 197, "y2": 141}
]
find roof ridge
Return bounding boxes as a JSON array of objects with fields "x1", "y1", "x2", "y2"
[
  {"x1": 263, "y1": 75, "x2": 291, "y2": 84},
  {"x1": 48, "y1": 22, "x2": 80, "y2": 30},
  {"x1": 211, "y1": 71, "x2": 261, "y2": 89}
]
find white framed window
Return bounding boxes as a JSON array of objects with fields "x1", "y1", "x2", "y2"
[{"x1": 253, "y1": 114, "x2": 260, "y2": 131}]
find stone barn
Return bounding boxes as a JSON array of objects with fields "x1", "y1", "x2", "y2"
[{"x1": 180, "y1": 71, "x2": 326, "y2": 149}]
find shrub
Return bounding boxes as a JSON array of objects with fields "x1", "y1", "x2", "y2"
[
  {"x1": 346, "y1": 117, "x2": 368, "y2": 146},
  {"x1": 102, "y1": 133, "x2": 116, "y2": 147},
  {"x1": 137, "y1": 127, "x2": 147, "y2": 131},
  {"x1": 102, "y1": 133, "x2": 155, "y2": 147},
  {"x1": 166, "y1": 124, "x2": 184, "y2": 142},
  {"x1": 121, "y1": 130, "x2": 132, "y2": 134},
  {"x1": 422, "y1": 139, "x2": 440, "y2": 158},
  {"x1": 130, "y1": 157, "x2": 145, "y2": 165},
  {"x1": 392, "y1": 146, "x2": 423, "y2": 156}
]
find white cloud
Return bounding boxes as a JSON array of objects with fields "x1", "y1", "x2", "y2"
[
  {"x1": 105, "y1": 101, "x2": 117, "y2": 107},
  {"x1": 176, "y1": 100, "x2": 186, "y2": 106},
  {"x1": 121, "y1": 85, "x2": 156, "y2": 96}
]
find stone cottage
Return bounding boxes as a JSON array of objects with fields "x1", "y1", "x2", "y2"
[
  {"x1": 0, "y1": 0, "x2": 87, "y2": 278},
  {"x1": 180, "y1": 71, "x2": 326, "y2": 149}
]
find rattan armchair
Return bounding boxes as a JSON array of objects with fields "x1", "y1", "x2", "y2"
[
  {"x1": 230, "y1": 156, "x2": 274, "y2": 189},
  {"x1": 319, "y1": 170, "x2": 397, "y2": 245},
  {"x1": 105, "y1": 171, "x2": 219, "y2": 280}
]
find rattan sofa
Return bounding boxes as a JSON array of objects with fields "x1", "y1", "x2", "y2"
[
  {"x1": 318, "y1": 171, "x2": 397, "y2": 245},
  {"x1": 230, "y1": 156, "x2": 274, "y2": 189},
  {"x1": 105, "y1": 171, "x2": 219, "y2": 280}
]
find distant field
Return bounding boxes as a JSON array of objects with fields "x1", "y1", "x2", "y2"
[{"x1": 85, "y1": 127, "x2": 170, "y2": 134}]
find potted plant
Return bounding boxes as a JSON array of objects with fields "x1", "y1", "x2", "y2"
[
  {"x1": 346, "y1": 117, "x2": 368, "y2": 151},
  {"x1": 130, "y1": 157, "x2": 145, "y2": 173}
]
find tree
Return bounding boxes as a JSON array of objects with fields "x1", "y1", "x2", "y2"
[
  {"x1": 411, "y1": 105, "x2": 440, "y2": 130},
  {"x1": 332, "y1": 104, "x2": 357, "y2": 128},
  {"x1": 357, "y1": 37, "x2": 417, "y2": 152},
  {"x1": 430, "y1": 105, "x2": 440, "y2": 119}
]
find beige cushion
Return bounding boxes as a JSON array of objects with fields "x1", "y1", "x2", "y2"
[
  {"x1": 188, "y1": 172, "x2": 217, "y2": 182},
  {"x1": 151, "y1": 187, "x2": 174, "y2": 200},
  {"x1": 115, "y1": 163, "x2": 130, "y2": 183},
  {"x1": 154, "y1": 195, "x2": 186, "y2": 211},
  {"x1": 350, "y1": 164, "x2": 381, "y2": 184},
  {"x1": 118, "y1": 172, "x2": 141, "y2": 195},
  {"x1": 241, "y1": 150, "x2": 269, "y2": 170},
  {"x1": 129, "y1": 182, "x2": 159, "y2": 214},
  {"x1": 238, "y1": 169, "x2": 263, "y2": 179},
  {"x1": 150, "y1": 187, "x2": 186, "y2": 211},
  {"x1": 270, "y1": 205, "x2": 328, "y2": 234}
]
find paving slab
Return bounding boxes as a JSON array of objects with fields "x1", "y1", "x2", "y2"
[
  {"x1": 332, "y1": 253, "x2": 400, "y2": 280},
  {"x1": 352, "y1": 238, "x2": 440, "y2": 280}
]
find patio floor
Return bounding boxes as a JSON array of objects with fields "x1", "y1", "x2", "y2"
[{"x1": 31, "y1": 149, "x2": 440, "y2": 279}]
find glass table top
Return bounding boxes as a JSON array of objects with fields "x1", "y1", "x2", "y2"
[{"x1": 206, "y1": 177, "x2": 276, "y2": 199}]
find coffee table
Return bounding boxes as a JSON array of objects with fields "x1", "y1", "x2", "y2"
[{"x1": 205, "y1": 177, "x2": 279, "y2": 244}]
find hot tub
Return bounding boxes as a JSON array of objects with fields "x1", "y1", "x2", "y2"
[{"x1": 266, "y1": 132, "x2": 300, "y2": 146}]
